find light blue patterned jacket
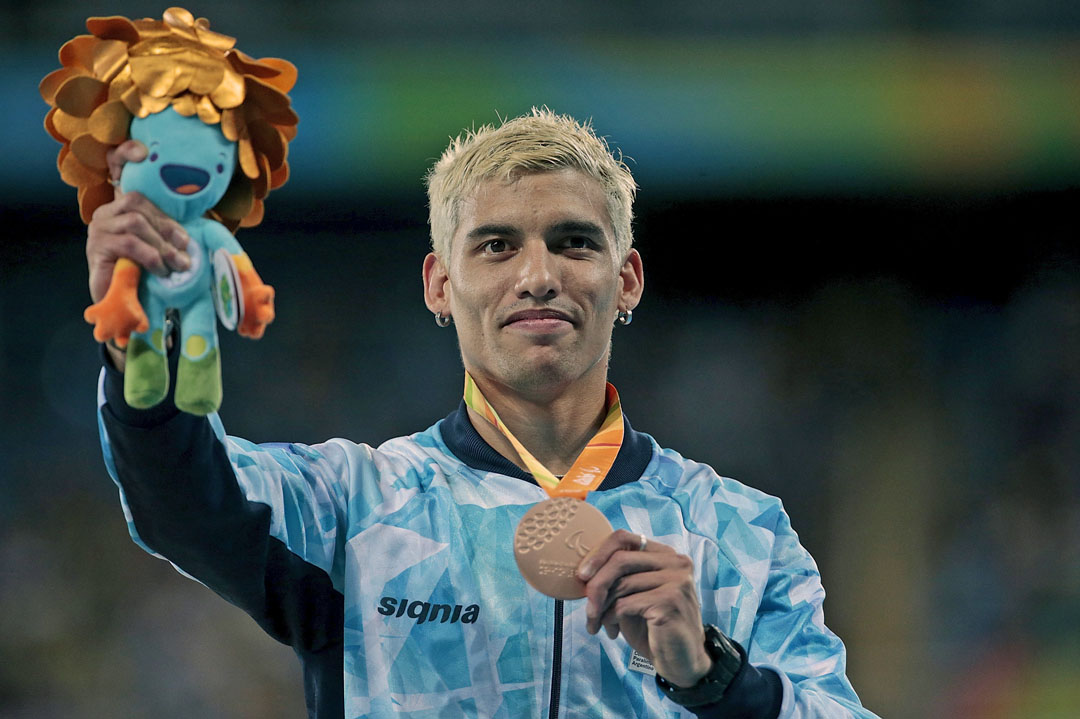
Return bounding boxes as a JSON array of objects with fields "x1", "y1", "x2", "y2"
[{"x1": 98, "y1": 366, "x2": 879, "y2": 719}]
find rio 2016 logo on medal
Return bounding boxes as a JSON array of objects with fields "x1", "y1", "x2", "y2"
[{"x1": 514, "y1": 497, "x2": 613, "y2": 599}]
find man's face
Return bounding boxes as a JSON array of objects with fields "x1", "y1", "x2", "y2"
[{"x1": 424, "y1": 168, "x2": 643, "y2": 396}]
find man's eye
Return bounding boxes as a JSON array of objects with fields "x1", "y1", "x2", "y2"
[
  {"x1": 483, "y1": 239, "x2": 508, "y2": 254},
  {"x1": 566, "y1": 237, "x2": 590, "y2": 249}
]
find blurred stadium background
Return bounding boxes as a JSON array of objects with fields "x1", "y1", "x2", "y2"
[{"x1": 2, "y1": 1, "x2": 1078, "y2": 717}]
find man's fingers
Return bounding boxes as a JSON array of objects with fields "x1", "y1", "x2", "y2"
[
  {"x1": 594, "y1": 584, "x2": 710, "y2": 686},
  {"x1": 103, "y1": 141, "x2": 191, "y2": 263},
  {"x1": 91, "y1": 208, "x2": 186, "y2": 277},
  {"x1": 116, "y1": 192, "x2": 190, "y2": 251},
  {"x1": 101, "y1": 232, "x2": 168, "y2": 278},
  {"x1": 596, "y1": 587, "x2": 654, "y2": 637},
  {"x1": 106, "y1": 139, "x2": 148, "y2": 185},
  {"x1": 577, "y1": 529, "x2": 673, "y2": 582},
  {"x1": 585, "y1": 567, "x2": 686, "y2": 634},
  {"x1": 538, "y1": 508, "x2": 704, "y2": 680},
  {"x1": 104, "y1": 192, "x2": 191, "y2": 267}
]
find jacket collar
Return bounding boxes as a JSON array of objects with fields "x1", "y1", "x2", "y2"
[{"x1": 439, "y1": 400, "x2": 652, "y2": 491}]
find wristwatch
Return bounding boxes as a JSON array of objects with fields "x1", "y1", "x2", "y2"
[{"x1": 655, "y1": 624, "x2": 744, "y2": 708}]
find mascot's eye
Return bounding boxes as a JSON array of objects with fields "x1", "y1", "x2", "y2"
[
  {"x1": 149, "y1": 152, "x2": 159, "y2": 162},
  {"x1": 216, "y1": 163, "x2": 224, "y2": 174}
]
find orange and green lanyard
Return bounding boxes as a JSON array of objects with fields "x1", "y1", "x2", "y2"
[{"x1": 463, "y1": 371, "x2": 624, "y2": 499}]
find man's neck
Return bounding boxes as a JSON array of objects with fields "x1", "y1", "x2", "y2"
[{"x1": 465, "y1": 371, "x2": 610, "y2": 477}]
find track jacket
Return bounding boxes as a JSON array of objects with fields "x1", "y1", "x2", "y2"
[{"x1": 97, "y1": 362, "x2": 879, "y2": 719}]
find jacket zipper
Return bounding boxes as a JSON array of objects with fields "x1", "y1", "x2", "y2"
[{"x1": 549, "y1": 599, "x2": 564, "y2": 719}]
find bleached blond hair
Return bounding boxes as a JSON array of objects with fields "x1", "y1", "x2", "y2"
[{"x1": 425, "y1": 108, "x2": 637, "y2": 260}]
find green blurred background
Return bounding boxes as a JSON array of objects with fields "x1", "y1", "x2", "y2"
[{"x1": 2, "y1": 1, "x2": 1079, "y2": 717}]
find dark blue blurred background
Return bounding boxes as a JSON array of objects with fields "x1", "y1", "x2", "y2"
[{"x1": 2, "y1": 2, "x2": 1078, "y2": 717}]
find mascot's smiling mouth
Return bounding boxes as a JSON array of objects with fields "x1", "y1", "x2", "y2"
[{"x1": 161, "y1": 164, "x2": 210, "y2": 195}]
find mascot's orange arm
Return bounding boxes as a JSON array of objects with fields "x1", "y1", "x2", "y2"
[
  {"x1": 84, "y1": 258, "x2": 149, "y2": 348},
  {"x1": 232, "y1": 253, "x2": 275, "y2": 339}
]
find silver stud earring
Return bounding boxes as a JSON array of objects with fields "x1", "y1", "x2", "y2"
[
  {"x1": 615, "y1": 309, "x2": 633, "y2": 326},
  {"x1": 434, "y1": 312, "x2": 453, "y2": 328}
]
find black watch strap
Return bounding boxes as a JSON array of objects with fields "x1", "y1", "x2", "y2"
[{"x1": 655, "y1": 624, "x2": 745, "y2": 708}]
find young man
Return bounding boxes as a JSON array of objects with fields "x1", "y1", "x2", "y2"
[{"x1": 90, "y1": 109, "x2": 879, "y2": 718}]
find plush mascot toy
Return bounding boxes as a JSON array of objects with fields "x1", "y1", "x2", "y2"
[{"x1": 41, "y1": 7, "x2": 297, "y2": 414}]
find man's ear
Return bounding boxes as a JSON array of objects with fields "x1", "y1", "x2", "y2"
[
  {"x1": 423, "y1": 252, "x2": 451, "y2": 315},
  {"x1": 618, "y1": 248, "x2": 645, "y2": 312}
]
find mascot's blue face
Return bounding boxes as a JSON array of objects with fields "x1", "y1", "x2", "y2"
[{"x1": 121, "y1": 107, "x2": 237, "y2": 222}]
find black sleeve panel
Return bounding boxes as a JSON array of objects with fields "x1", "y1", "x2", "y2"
[{"x1": 100, "y1": 358, "x2": 343, "y2": 718}]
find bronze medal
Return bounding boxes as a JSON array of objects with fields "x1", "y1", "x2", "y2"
[{"x1": 514, "y1": 497, "x2": 613, "y2": 599}]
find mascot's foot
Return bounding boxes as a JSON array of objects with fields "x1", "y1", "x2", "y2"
[
  {"x1": 124, "y1": 336, "x2": 169, "y2": 408},
  {"x1": 174, "y1": 348, "x2": 222, "y2": 415}
]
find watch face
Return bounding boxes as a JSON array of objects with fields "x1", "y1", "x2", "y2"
[
  {"x1": 705, "y1": 626, "x2": 742, "y2": 671},
  {"x1": 705, "y1": 625, "x2": 730, "y2": 652}
]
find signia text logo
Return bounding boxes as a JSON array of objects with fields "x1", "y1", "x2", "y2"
[{"x1": 378, "y1": 597, "x2": 480, "y2": 625}]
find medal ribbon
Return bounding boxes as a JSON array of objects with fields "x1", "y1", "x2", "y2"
[{"x1": 463, "y1": 372, "x2": 624, "y2": 499}]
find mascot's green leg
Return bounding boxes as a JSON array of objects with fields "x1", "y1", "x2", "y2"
[
  {"x1": 174, "y1": 335, "x2": 221, "y2": 415},
  {"x1": 124, "y1": 331, "x2": 169, "y2": 408}
]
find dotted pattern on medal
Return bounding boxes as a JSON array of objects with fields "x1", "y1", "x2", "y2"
[{"x1": 515, "y1": 497, "x2": 580, "y2": 554}]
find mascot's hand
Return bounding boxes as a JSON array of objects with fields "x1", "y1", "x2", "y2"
[
  {"x1": 84, "y1": 258, "x2": 149, "y2": 347},
  {"x1": 232, "y1": 253, "x2": 275, "y2": 339},
  {"x1": 239, "y1": 282, "x2": 275, "y2": 339}
]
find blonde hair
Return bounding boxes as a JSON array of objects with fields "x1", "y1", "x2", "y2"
[
  {"x1": 40, "y1": 7, "x2": 298, "y2": 230},
  {"x1": 425, "y1": 107, "x2": 637, "y2": 259}
]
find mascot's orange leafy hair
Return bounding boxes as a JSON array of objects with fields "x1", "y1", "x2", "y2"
[{"x1": 40, "y1": 6, "x2": 298, "y2": 231}]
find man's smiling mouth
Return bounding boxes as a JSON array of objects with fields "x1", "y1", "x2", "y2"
[{"x1": 502, "y1": 309, "x2": 574, "y2": 328}]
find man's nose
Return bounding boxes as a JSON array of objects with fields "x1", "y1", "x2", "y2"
[{"x1": 514, "y1": 239, "x2": 560, "y2": 299}]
